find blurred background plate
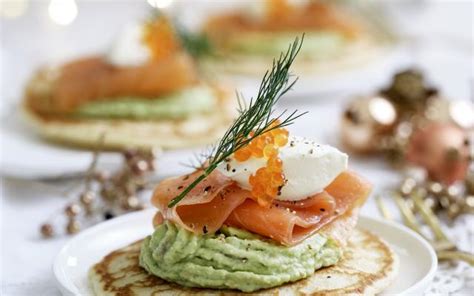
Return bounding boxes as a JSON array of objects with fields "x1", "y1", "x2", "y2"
[
  {"x1": 176, "y1": 0, "x2": 410, "y2": 99},
  {"x1": 0, "y1": 107, "x2": 193, "y2": 180},
  {"x1": 225, "y1": 46, "x2": 410, "y2": 100}
]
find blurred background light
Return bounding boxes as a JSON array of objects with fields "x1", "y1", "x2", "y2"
[
  {"x1": 369, "y1": 97, "x2": 397, "y2": 125},
  {"x1": 147, "y1": 0, "x2": 173, "y2": 9},
  {"x1": 0, "y1": 0, "x2": 28, "y2": 19},
  {"x1": 449, "y1": 101, "x2": 474, "y2": 129},
  {"x1": 48, "y1": 0, "x2": 78, "y2": 26}
]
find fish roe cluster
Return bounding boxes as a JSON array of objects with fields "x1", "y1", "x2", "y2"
[
  {"x1": 234, "y1": 120, "x2": 289, "y2": 207},
  {"x1": 143, "y1": 16, "x2": 180, "y2": 62}
]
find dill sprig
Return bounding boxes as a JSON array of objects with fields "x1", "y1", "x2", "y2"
[
  {"x1": 177, "y1": 28, "x2": 213, "y2": 58},
  {"x1": 168, "y1": 36, "x2": 306, "y2": 208}
]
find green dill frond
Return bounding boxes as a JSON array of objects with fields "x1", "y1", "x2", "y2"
[
  {"x1": 168, "y1": 36, "x2": 306, "y2": 208},
  {"x1": 178, "y1": 29, "x2": 213, "y2": 58}
]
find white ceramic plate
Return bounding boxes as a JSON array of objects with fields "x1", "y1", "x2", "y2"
[
  {"x1": 53, "y1": 209, "x2": 437, "y2": 296},
  {"x1": 223, "y1": 46, "x2": 410, "y2": 101},
  {"x1": 0, "y1": 108, "x2": 197, "y2": 180}
]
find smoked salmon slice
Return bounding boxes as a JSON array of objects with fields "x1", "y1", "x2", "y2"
[
  {"x1": 152, "y1": 170, "x2": 371, "y2": 246},
  {"x1": 27, "y1": 53, "x2": 198, "y2": 115},
  {"x1": 204, "y1": 2, "x2": 362, "y2": 40}
]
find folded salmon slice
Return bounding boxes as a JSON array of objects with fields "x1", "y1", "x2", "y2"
[
  {"x1": 27, "y1": 53, "x2": 198, "y2": 115},
  {"x1": 152, "y1": 170, "x2": 371, "y2": 245},
  {"x1": 205, "y1": 2, "x2": 362, "y2": 39}
]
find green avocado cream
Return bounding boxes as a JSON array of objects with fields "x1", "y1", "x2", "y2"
[
  {"x1": 139, "y1": 221, "x2": 341, "y2": 292},
  {"x1": 75, "y1": 86, "x2": 217, "y2": 120},
  {"x1": 227, "y1": 31, "x2": 346, "y2": 59}
]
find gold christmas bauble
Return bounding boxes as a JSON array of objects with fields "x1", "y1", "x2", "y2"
[{"x1": 341, "y1": 96, "x2": 397, "y2": 153}]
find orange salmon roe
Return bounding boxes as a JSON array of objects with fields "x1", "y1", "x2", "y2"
[
  {"x1": 235, "y1": 120, "x2": 289, "y2": 207},
  {"x1": 143, "y1": 16, "x2": 181, "y2": 62},
  {"x1": 266, "y1": 0, "x2": 294, "y2": 21}
]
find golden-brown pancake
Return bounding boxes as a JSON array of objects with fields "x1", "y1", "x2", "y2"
[
  {"x1": 88, "y1": 229, "x2": 398, "y2": 295},
  {"x1": 21, "y1": 86, "x2": 236, "y2": 150}
]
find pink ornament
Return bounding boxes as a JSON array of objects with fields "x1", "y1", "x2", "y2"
[{"x1": 406, "y1": 123, "x2": 469, "y2": 185}]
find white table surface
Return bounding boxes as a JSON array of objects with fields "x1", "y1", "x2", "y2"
[{"x1": 1, "y1": 1, "x2": 473, "y2": 295}]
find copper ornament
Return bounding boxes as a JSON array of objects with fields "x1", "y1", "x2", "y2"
[
  {"x1": 341, "y1": 96, "x2": 397, "y2": 153},
  {"x1": 406, "y1": 122, "x2": 470, "y2": 185}
]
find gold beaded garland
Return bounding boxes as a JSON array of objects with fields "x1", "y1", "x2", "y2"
[{"x1": 39, "y1": 148, "x2": 158, "y2": 238}]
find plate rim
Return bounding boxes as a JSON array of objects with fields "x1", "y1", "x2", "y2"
[
  {"x1": 357, "y1": 215, "x2": 438, "y2": 295},
  {"x1": 53, "y1": 209, "x2": 437, "y2": 295}
]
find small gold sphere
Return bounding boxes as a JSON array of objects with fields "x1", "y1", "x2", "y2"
[
  {"x1": 66, "y1": 220, "x2": 81, "y2": 234},
  {"x1": 446, "y1": 185, "x2": 461, "y2": 198},
  {"x1": 40, "y1": 223, "x2": 54, "y2": 238},
  {"x1": 65, "y1": 204, "x2": 81, "y2": 218},
  {"x1": 400, "y1": 178, "x2": 417, "y2": 196},
  {"x1": 131, "y1": 160, "x2": 149, "y2": 174},
  {"x1": 124, "y1": 196, "x2": 140, "y2": 209},
  {"x1": 427, "y1": 182, "x2": 443, "y2": 196},
  {"x1": 423, "y1": 196, "x2": 438, "y2": 210},
  {"x1": 79, "y1": 191, "x2": 95, "y2": 206}
]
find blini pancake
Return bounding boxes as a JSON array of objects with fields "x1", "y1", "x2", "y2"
[{"x1": 88, "y1": 229, "x2": 399, "y2": 296}]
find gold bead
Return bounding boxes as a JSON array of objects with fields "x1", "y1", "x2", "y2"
[
  {"x1": 427, "y1": 182, "x2": 443, "y2": 196},
  {"x1": 94, "y1": 170, "x2": 109, "y2": 183},
  {"x1": 424, "y1": 196, "x2": 438, "y2": 210},
  {"x1": 400, "y1": 178, "x2": 417, "y2": 196},
  {"x1": 131, "y1": 160, "x2": 149, "y2": 174},
  {"x1": 40, "y1": 223, "x2": 54, "y2": 238},
  {"x1": 80, "y1": 191, "x2": 95, "y2": 206},
  {"x1": 65, "y1": 204, "x2": 81, "y2": 218},
  {"x1": 446, "y1": 185, "x2": 461, "y2": 198},
  {"x1": 125, "y1": 196, "x2": 139, "y2": 209},
  {"x1": 66, "y1": 219, "x2": 80, "y2": 234}
]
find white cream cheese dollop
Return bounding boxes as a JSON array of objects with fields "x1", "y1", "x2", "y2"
[
  {"x1": 106, "y1": 23, "x2": 151, "y2": 67},
  {"x1": 217, "y1": 136, "x2": 348, "y2": 201}
]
